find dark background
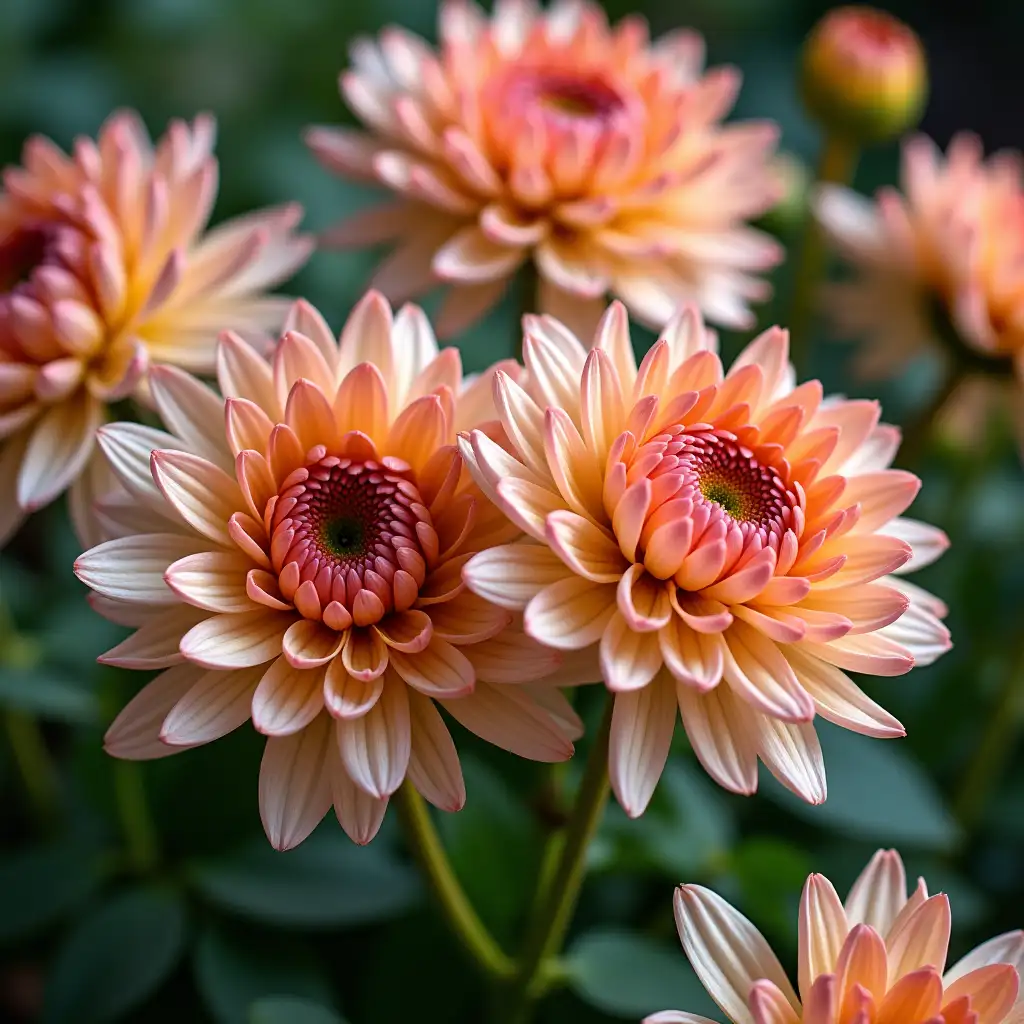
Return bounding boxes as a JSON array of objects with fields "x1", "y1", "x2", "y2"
[{"x1": 2, "y1": 2, "x2": 1024, "y2": 1022}]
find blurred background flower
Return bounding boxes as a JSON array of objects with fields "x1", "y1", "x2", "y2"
[{"x1": 4, "y1": 2, "x2": 1024, "y2": 1024}]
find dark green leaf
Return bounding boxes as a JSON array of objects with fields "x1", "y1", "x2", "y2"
[
  {"x1": 566, "y1": 929, "x2": 719, "y2": 1019},
  {"x1": 249, "y1": 997, "x2": 346, "y2": 1024},
  {"x1": 43, "y1": 887, "x2": 186, "y2": 1024},
  {"x1": 189, "y1": 829, "x2": 419, "y2": 928},
  {"x1": 764, "y1": 724, "x2": 959, "y2": 849},
  {"x1": 194, "y1": 926, "x2": 336, "y2": 1024},
  {"x1": 0, "y1": 667, "x2": 100, "y2": 723},
  {"x1": 0, "y1": 840, "x2": 105, "y2": 943}
]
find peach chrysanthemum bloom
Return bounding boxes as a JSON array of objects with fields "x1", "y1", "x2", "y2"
[
  {"x1": 307, "y1": 0, "x2": 781, "y2": 338},
  {"x1": 0, "y1": 110, "x2": 312, "y2": 545},
  {"x1": 816, "y1": 133, "x2": 1024, "y2": 381},
  {"x1": 461, "y1": 302, "x2": 950, "y2": 814},
  {"x1": 73, "y1": 292, "x2": 580, "y2": 849},
  {"x1": 648, "y1": 848, "x2": 1023, "y2": 1024}
]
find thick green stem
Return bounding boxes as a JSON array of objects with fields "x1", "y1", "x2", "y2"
[
  {"x1": 953, "y1": 638, "x2": 1024, "y2": 832},
  {"x1": 499, "y1": 696, "x2": 613, "y2": 1024},
  {"x1": 517, "y1": 262, "x2": 541, "y2": 359},
  {"x1": 4, "y1": 709, "x2": 59, "y2": 832},
  {"x1": 788, "y1": 133, "x2": 861, "y2": 372},
  {"x1": 397, "y1": 782, "x2": 515, "y2": 980},
  {"x1": 114, "y1": 760, "x2": 159, "y2": 873}
]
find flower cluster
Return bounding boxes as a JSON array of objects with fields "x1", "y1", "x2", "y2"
[
  {"x1": 308, "y1": 0, "x2": 781, "y2": 338},
  {"x1": 0, "y1": 111, "x2": 312, "y2": 545}
]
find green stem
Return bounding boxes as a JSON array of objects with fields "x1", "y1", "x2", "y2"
[
  {"x1": 953, "y1": 637, "x2": 1024, "y2": 832},
  {"x1": 788, "y1": 133, "x2": 861, "y2": 372},
  {"x1": 895, "y1": 367, "x2": 965, "y2": 469},
  {"x1": 397, "y1": 782, "x2": 515, "y2": 980},
  {"x1": 4, "y1": 709, "x2": 59, "y2": 832},
  {"x1": 114, "y1": 760, "x2": 159, "y2": 873},
  {"x1": 517, "y1": 262, "x2": 541, "y2": 360},
  {"x1": 499, "y1": 696, "x2": 613, "y2": 1024}
]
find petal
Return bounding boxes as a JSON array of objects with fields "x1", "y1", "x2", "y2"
[
  {"x1": 673, "y1": 884, "x2": 800, "y2": 1024},
  {"x1": 151, "y1": 449, "x2": 243, "y2": 546},
  {"x1": 259, "y1": 714, "x2": 333, "y2": 850},
  {"x1": 342, "y1": 627, "x2": 389, "y2": 681},
  {"x1": 748, "y1": 980, "x2": 801, "y2": 1024},
  {"x1": 389, "y1": 635, "x2": 474, "y2": 698},
  {"x1": 677, "y1": 683, "x2": 759, "y2": 796},
  {"x1": 217, "y1": 330, "x2": 279, "y2": 418},
  {"x1": 545, "y1": 510, "x2": 626, "y2": 583},
  {"x1": 324, "y1": 659, "x2": 384, "y2": 719},
  {"x1": 609, "y1": 671, "x2": 677, "y2": 817},
  {"x1": 525, "y1": 576, "x2": 617, "y2": 650},
  {"x1": 462, "y1": 542, "x2": 570, "y2": 611},
  {"x1": 942, "y1": 965, "x2": 1019, "y2": 1024},
  {"x1": 754, "y1": 716, "x2": 826, "y2": 804},
  {"x1": 461, "y1": 630, "x2": 560, "y2": 684},
  {"x1": 944, "y1": 931, "x2": 1024, "y2": 988},
  {"x1": 281, "y1": 619, "x2": 345, "y2": 669},
  {"x1": 251, "y1": 656, "x2": 326, "y2": 735},
  {"x1": 160, "y1": 666, "x2": 259, "y2": 744},
  {"x1": 148, "y1": 364, "x2": 230, "y2": 471},
  {"x1": 600, "y1": 611, "x2": 663, "y2": 692},
  {"x1": 164, "y1": 550, "x2": 255, "y2": 613},
  {"x1": 845, "y1": 848, "x2": 908, "y2": 936},
  {"x1": 329, "y1": 754, "x2": 389, "y2": 845},
  {"x1": 440, "y1": 682, "x2": 574, "y2": 762},
  {"x1": 75, "y1": 533, "x2": 204, "y2": 604},
  {"x1": 17, "y1": 391, "x2": 102, "y2": 510},
  {"x1": 798, "y1": 874, "x2": 849, "y2": 1001},
  {"x1": 180, "y1": 610, "x2": 292, "y2": 669},
  {"x1": 660, "y1": 619, "x2": 725, "y2": 691},
  {"x1": 406, "y1": 689, "x2": 466, "y2": 812},
  {"x1": 336, "y1": 675, "x2": 411, "y2": 798},
  {"x1": 885, "y1": 894, "x2": 951, "y2": 983},
  {"x1": 103, "y1": 664, "x2": 201, "y2": 760},
  {"x1": 99, "y1": 605, "x2": 208, "y2": 669},
  {"x1": 722, "y1": 622, "x2": 815, "y2": 722}
]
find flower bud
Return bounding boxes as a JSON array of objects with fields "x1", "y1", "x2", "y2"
[{"x1": 801, "y1": 6, "x2": 927, "y2": 143}]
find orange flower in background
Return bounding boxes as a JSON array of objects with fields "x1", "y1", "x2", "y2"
[
  {"x1": 650, "y1": 849, "x2": 1023, "y2": 1024},
  {"x1": 74, "y1": 293, "x2": 580, "y2": 849},
  {"x1": 0, "y1": 111, "x2": 312, "y2": 545},
  {"x1": 462, "y1": 303, "x2": 950, "y2": 815},
  {"x1": 307, "y1": 0, "x2": 781, "y2": 339},
  {"x1": 816, "y1": 132, "x2": 1024, "y2": 379}
]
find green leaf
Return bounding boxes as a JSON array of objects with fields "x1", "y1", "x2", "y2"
[
  {"x1": 0, "y1": 840, "x2": 105, "y2": 943},
  {"x1": 0, "y1": 667, "x2": 100, "y2": 723},
  {"x1": 438, "y1": 755, "x2": 541, "y2": 940},
  {"x1": 764, "y1": 724, "x2": 959, "y2": 849},
  {"x1": 566, "y1": 929, "x2": 720, "y2": 1019},
  {"x1": 730, "y1": 837, "x2": 812, "y2": 941},
  {"x1": 249, "y1": 997, "x2": 346, "y2": 1024},
  {"x1": 193, "y1": 926, "x2": 336, "y2": 1024},
  {"x1": 189, "y1": 829, "x2": 420, "y2": 928},
  {"x1": 43, "y1": 887, "x2": 186, "y2": 1024}
]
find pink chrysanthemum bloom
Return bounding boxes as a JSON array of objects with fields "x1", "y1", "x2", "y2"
[
  {"x1": 73, "y1": 292, "x2": 580, "y2": 849},
  {"x1": 816, "y1": 133, "x2": 1024, "y2": 381},
  {"x1": 307, "y1": 0, "x2": 781, "y2": 338},
  {"x1": 0, "y1": 110, "x2": 312, "y2": 544},
  {"x1": 648, "y1": 848, "x2": 1023, "y2": 1024},
  {"x1": 461, "y1": 302, "x2": 950, "y2": 814}
]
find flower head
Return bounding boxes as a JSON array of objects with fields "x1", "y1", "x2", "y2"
[
  {"x1": 307, "y1": 0, "x2": 781, "y2": 338},
  {"x1": 802, "y1": 6, "x2": 927, "y2": 143},
  {"x1": 0, "y1": 111, "x2": 312, "y2": 544},
  {"x1": 462, "y1": 303, "x2": 950, "y2": 815},
  {"x1": 74, "y1": 292, "x2": 579, "y2": 849},
  {"x1": 651, "y1": 849, "x2": 1023, "y2": 1024}
]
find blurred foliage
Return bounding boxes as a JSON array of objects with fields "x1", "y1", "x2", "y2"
[{"x1": 3, "y1": 0, "x2": 1024, "y2": 1022}]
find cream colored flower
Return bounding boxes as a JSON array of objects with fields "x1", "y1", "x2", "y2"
[
  {"x1": 0, "y1": 110, "x2": 312, "y2": 544},
  {"x1": 74, "y1": 293, "x2": 579, "y2": 849},
  {"x1": 307, "y1": 0, "x2": 781, "y2": 339},
  {"x1": 461, "y1": 302, "x2": 949, "y2": 815},
  {"x1": 650, "y1": 848, "x2": 1023, "y2": 1024}
]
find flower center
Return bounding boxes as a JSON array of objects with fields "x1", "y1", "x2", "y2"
[
  {"x1": 269, "y1": 453, "x2": 434, "y2": 629},
  {"x1": 0, "y1": 225, "x2": 50, "y2": 294},
  {"x1": 499, "y1": 67, "x2": 628, "y2": 125}
]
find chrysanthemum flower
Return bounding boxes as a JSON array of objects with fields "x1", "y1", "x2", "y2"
[
  {"x1": 815, "y1": 133, "x2": 1024, "y2": 381},
  {"x1": 73, "y1": 292, "x2": 580, "y2": 849},
  {"x1": 649, "y1": 848, "x2": 1023, "y2": 1024},
  {"x1": 461, "y1": 302, "x2": 950, "y2": 814},
  {"x1": 307, "y1": 0, "x2": 781, "y2": 338},
  {"x1": 0, "y1": 110, "x2": 312, "y2": 545}
]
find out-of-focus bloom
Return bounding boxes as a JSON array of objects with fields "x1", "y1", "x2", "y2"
[
  {"x1": 816, "y1": 134, "x2": 1024, "y2": 442},
  {"x1": 802, "y1": 6, "x2": 927, "y2": 143},
  {"x1": 0, "y1": 111, "x2": 312, "y2": 545},
  {"x1": 649, "y1": 848, "x2": 1023, "y2": 1024},
  {"x1": 74, "y1": 293, "x2": 580, "y2": 849},
  {"x1": 461, "y1": 302, "x2": 950, "y2": 815},
  {"x1": 307, "y1": 0, "x2": 781, "y2": 339}
]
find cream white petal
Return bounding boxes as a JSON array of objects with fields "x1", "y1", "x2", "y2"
[
  {"x1": 406, "y1": 689, "x2": 466, "y2": 812},
  {"x1": 161, "y1": 666, "x2": 260, "y2": 744},
  {"x1": 336, "y1": 676, "x2": 411, "y2": 799},
  {"x1": 103, "y1": 664, "x2": 202, "y2": 760}
]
